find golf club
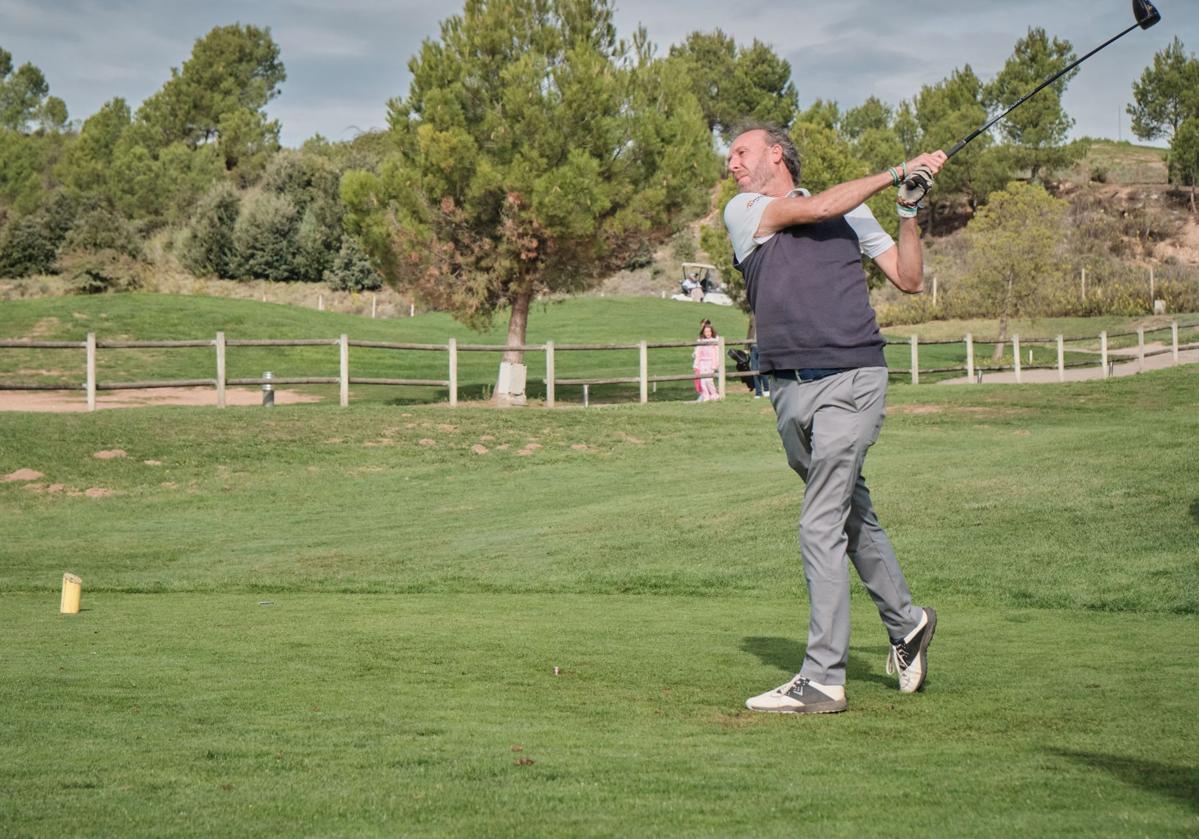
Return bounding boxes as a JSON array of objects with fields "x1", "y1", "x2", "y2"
[{"x1": 904, "y1": 0, "x2": 1162, "y2": 190}]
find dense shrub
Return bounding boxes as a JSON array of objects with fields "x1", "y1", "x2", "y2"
[
  {"x1": 293, "y1": 198, "x2": 342, "y2": 282},
  {"x1": 56, "y1": 248, "x2": 145, "y2": 294},
  {"x1": 0, "y1": 214, "x2": 59, "y2": 276},
  {"x1": 62, "y1": 207, "x2": 143, "y2": 258},
  {"x1": 231, "y1": 191, "x2": 298, "y2": 280},
  {"x1": 324, "y1": 237, "x2": 382, "y2": 291},
  {"x1": 179, "y1": 181, "x2": 240, "y2": 277}
]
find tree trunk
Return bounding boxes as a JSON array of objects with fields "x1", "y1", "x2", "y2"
[
  {"x1": 992, "y1": 314, "x2": 1008, "y2": 361},
  {"x1": 495, "y1": 287, "x2": 533, "y2": 406},
  {"x1": 993, "y1": 278, "x2": 1014, "y2": 361}
]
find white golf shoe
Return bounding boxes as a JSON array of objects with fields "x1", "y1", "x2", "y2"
[
  {"x1": 745, "y1": 674, "x2": 847, "y2": 714},
  {"x1": 886, "y1": 607, "x2": 937, "y2": 694}
]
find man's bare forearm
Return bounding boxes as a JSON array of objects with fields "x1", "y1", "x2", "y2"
[
  {"x1": 755, "y1": 171, "x2": 893, "y2": 235},
  {"x1": 894, "y1": 217, "x2": 924, "y2": 293},
  {"x1": 754, "y1": 151, "x2": 947, "y2": 237}
]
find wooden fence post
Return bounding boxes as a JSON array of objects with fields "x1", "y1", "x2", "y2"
[
  {"x1": 717, "y1": 336, "x2": 726, "y2": 399},
  {"x1": 371, "y1": 295, "x2": 377, "y2": 319},
  {"x1": 909, "y1": 335, "x2": 919, "y2": 385},
  {"x1": 318, "y1": 294, "x2": 325, "y2": 312},
  {"x1": 1056, "y1": 335, "x2": 1065, "y2": 382},
  {"x1": 1137, "y1": 327, "x2": 1145, "y2": 372},
  {"x1": 1100, "y1": 331, "x2": 1109, "y2": 379},
  {"x1": 1172, "y1": 320, "x2": 1179, "y2": 364},
  {"x1": 86, "y1": 332, "x2": 96, "y2": 412},
  {"x1": 639, "y1": 340, "x2": 648, "y2": 404},
  {"x1": 965, "y1": 333, "x2": 975, "y2": 383},
  {"x1": 1012, "y1": 335, "x2": 1021, "y2": 384},
  {"x1": 545, "y1": 341, "x2": 555, "y2": 408},
  {"x1": 215, "y1": 331, "x2": 227, "y2": 408},
  {"x1": 339, "y1": 334, "x2": 349, "y2": 407},
  {"x1": 447, "y1": 338, "x2": 458, "y2": 407}
]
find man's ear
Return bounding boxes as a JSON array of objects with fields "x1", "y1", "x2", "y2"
[{"x1": 769, "y1": 144, "x2": 783, "y2": 165}]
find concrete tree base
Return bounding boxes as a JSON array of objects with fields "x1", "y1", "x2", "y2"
[{"x1": 494, "y1": 361, "x2": 527, "y2": 406}]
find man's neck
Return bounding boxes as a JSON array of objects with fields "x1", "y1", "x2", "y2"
[{"x1": 761, "y1": 171, "x2": 797, "y2": 198}]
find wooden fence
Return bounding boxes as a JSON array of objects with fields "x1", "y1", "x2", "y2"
[{"x1": 1, "y1": 320, "x2": 1196, "y2": 410}]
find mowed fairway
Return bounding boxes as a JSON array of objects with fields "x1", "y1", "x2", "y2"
[{"x1": 2, "y1": 363, "x2": 1197, "y2": 835}]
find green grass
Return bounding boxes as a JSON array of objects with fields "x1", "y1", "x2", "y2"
[
  {"x1": 3, "y1": 294, "x2": 1195, "y2": 401},
  {"x1": 2, "y1": 363, "x2": 1197, "y2": 835}
]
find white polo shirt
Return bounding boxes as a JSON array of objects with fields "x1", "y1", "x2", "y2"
[{"x1": 724, "y1": 188, "x2": 894, "y2": 265}]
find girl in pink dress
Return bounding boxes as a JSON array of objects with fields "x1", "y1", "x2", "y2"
[{"x1": 693, "y1": 320, "x2": 721, "y2": 401}]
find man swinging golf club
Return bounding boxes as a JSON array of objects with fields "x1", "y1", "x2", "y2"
[{"x1": 725, "y1": 123, "x2": 945, "y2": 713}]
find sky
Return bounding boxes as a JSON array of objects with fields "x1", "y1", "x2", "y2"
[{"x1": 2, "y1": 0, "x2": 1193, "y2": 149}]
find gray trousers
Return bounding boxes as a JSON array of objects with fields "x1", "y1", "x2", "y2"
[{"x1": 771, "y1": 367, "x2": 921, "y2": 686}]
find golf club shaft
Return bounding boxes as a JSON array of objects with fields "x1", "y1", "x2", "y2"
[{"x1": 945, "y1": 20, "x2": 1142, "y2": 159}]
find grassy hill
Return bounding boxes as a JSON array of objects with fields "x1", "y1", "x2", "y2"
[
  {"x1": 2, "y1": 295, "x2": 1195, "y2": 402},
  {"x1": 1068, "y1": 138, "x2": 1169, "y2": 186}
]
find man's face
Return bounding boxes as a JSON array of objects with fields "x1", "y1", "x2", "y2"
[{"x1": 727, "y1": 130, "x2": 776, "y2": 193}]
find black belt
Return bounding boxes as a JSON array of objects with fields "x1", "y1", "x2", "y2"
[{"x1": 771, "y1": 368, "x2": 851, "y2": 382}]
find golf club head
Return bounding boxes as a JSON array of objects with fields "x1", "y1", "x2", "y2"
[{"x1": 1134, "y1": 0, "x2": 1162, "y2": 29}]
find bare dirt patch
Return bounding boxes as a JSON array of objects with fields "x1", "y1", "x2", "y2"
[
  {"x1": 471, "y1": 444, "x2": 489, "y2": 455},
  {"x1": 26, "y1": 317, "x2": 61, "y2": 339},
  {"x1": 890, "y1": 404, "x2": 944, "y2": 415},
  {"x1": 84, "y1": 487, "x2": 114, "y2": 498},
  {"x1": 94, "y1": 449, "x2": 127, "y2": 460},
  {"x1": 0, "y1": 387, "x2": 321, "y2": 412},
  {"x1": 4, "y1": 468, "x2": 44, "y2": 482}
]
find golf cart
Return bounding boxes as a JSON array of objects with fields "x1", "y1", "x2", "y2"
[{"x1": 672, "y1": 262, "x2": 733, "y2": 307}]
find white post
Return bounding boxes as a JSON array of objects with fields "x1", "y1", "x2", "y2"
[
  {"x1": 371, "y1": 295, "x2": 377, "y2": 319},
  {"x1": 1056, "y1": 335, "x2": 1065, "y2": 382},
  {"x1": 339, "y1": 334, "x2": 349, "y2": 407},
  {"x1": 932, "y1": 276, "x2": 938, "y2": 308},
  {"x1": 447, "y1": 338, "x2": 458, "y2": 407},
  {"x1": 583, "y1": 384, "x2": 589, "y2": 408},
  {"x1": 215, "y1": 331, "x2": 227, "y2": 408},
  {"x1": 717, "y1": 336, "x2": 726, "y2": 399},
  {"x1": 1137, "y1": 328, "x2": 1145, "y2": 372},
  {"x1": 909, "y1": 335, "x2": 919, "y2": 385},
  {"x1": 319, "y1": 294, "x2": 325, "y2": 312},
  {"x1": 1012, "y1": 335, "x2": 1022, "y2": 384},
  {"x1": 1081, "y1": 268, "x2": 1087, "y2": 301},
  {"x1": 409, "y1": 303, "x2": 415, "y2": 318},
  {"x1": 545, "y1": 341, "x2": 555, "y2": 408},
  {"x1": 1172, "y1": 320, "x2": 1179, "y2": 364},
  {"x1": 639, "y1": 340, "x2": 648, "y2": 404},
  {"x1": 1100, "y1": 331, "x2": 1109, "y2": 379},
  {"x1": 965, "y1": 333, "x2": 975, "y2": 383},
  {"x1": 85, "y1": 332, "x2": 96, "y2": 412}
]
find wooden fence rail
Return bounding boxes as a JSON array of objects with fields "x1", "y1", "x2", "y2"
[{"x1": 1, "y1": 321, "x2": 1196, "y2": 410}]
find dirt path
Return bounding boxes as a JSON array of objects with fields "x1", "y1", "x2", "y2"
[
  {"x1": 939, "y1": 348, "x2": 1199, "y2": 385},
  {"x1": 0, "y1": 387, "x2": 321, "y2": 412}
]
